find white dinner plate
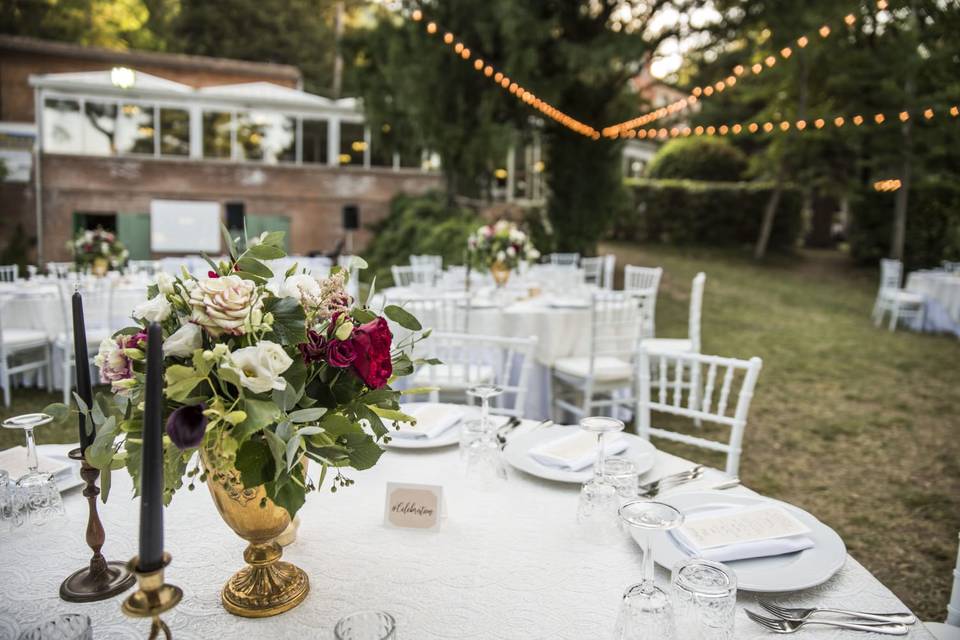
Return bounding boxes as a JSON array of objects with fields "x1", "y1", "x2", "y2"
[
  {"x1": 502, "y1": 425, "x2": 656, "y2": 483},
  {"x1": 647, "y1": 491, "x2": 847, "y2": 592},
  {"x1": 382, "y1": 402, "x2": 467, "y2": 450}
]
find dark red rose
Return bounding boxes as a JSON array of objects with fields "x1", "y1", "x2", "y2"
[
  {"x1": 165, "y1": 403, "x2": 208, "y2": 450},
  {"x1": 350, "y1": 317, "x2": 393, "y2": 389},
  {"x1": 207, "y1": 270, "x2": 219, "y2": 279},
  {"x1": 326, "y1": 338, "x2": 357, "y2": 368},
  {"x1": 299, "y1": 329, "x2": 327, "y2": 364},
  {"x1": 124, "y1": 331, "x2": 148, "y2": 349}
]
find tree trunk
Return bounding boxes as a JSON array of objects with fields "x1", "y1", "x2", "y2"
[
  {"x1": 891, "y1": 0, "x2": 919, "y2": 262},
  {"x1": 754, "y1": 168, "x2": 784, "y2": 259},
  {"x1": 331, "y1": 1, "x2": 344, "y2": 97}
]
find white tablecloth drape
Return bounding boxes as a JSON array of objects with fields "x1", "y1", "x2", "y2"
[
  {"x1": 906, "y1": 270, "x2": 960, "y2": 336},
  {"x1": 0, "y1": 434, "x2": 931, "y2": 640}
]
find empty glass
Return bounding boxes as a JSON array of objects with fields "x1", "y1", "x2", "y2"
[
  {"x1": 576, "y1": 416, "x2": 624, "y2": 539},
  {"x1": 602, "y1": 456, "x2": 638, "y2": 499},
  {"x1": 17, "y1": 614, "x2": 92, "y2": 640},
  {"x1": 672, "y1": 559, "x2": 737, "y2": 640},
  {"x1": 614, "y1": 500, "x2": 685, "y2": 640},
  {"x1": 334, "y1": 610, "x2": 397, "y2": 640},
  {"x1": 462, "y1": 385, "x2": 507, "y2": 488},
  {"x1": 0, "y1": 469, "x2": 25, "y2": 531},
  {"x1": 1, "y1": 413, "x2": 65, "y2": 526}
]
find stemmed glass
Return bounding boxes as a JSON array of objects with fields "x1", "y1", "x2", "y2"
[
  {"x1": 614, "y1": 500, "x2": 685, "y2": 639},
  {"x1": 1, "y1": 413, "x2": 65, "y2": 526},
  {"x1": 462, "y1": 384, "x2": 507, "y2": 487},
  {"x1": 17, "y1": 614, "x2": 92, "y2": 640},
  {"x1": 575, "y1": 416, "x2": 624, "y2": 539},
  {"x1": 334, "y1": 610, "x2": 397, "y2": 640}
]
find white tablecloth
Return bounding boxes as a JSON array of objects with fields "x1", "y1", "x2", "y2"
[
  {"x1": 906, "y1": 270, "x2": 960, "y2": 336},
  {"x1": 0, "y1": 436, "x2": 931, "y2": 639}
]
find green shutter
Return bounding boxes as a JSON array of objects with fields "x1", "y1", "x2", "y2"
[{"x1": 116, "y1": 213, "x2": 151, "y2": 260}]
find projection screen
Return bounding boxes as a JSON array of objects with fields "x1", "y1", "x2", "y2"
[{"x1": 150, "y1": 199, "x2": 222, "y2": 253}]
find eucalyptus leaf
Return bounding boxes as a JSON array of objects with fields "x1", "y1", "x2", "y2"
[
  {"x1": 220, "y1": 224, "x2": 238, "y2": 261},
  {"x1": 384, "y1": 304, "x2": 423, "y2": 331},
  {"x1": 285, "y1": 436, "x2": 302, "y2": 472},
  {"x1": 263, "y1": 429, "x2": 288, "y2": 482},
  {"x1": 268, "y1": 475, "x2": 305, "y2": 519},
  {"x1": 288, "y1": 408, "x2": 327, "y2": 423},
  {"x1": 235, "y1": 256, "x2": 273, "y2": 279},
  {"x1": 231, "y1": 398, "x2": 281, "y2": 443},
  {"x1": 247, "y1": 243, "x2": 286, "y2": 260},
  {"x1": 100, "y1": 466, "x2": 112, "y2": 503},
  {"x1": 350, "y1": 308, "x2": 377, "y2": 324}
]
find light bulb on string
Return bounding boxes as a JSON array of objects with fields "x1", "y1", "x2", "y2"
[
  {"x1": 412, "y1": 9, "x2": 423, "y2": 21},
  {"x1": 752, "y1": 63, "x2": 763, "y2": 74},
  {"x1": 454, "y1": 42, "x2": 463, "y2": 53},
  {"x1": 426, "y1": 22, "x2": 437, "y2": 34},
  {"x1": 834, "y1": 116, "x2": 845, "y2": 127},
  {"x1": 474, "y1": 59, "x2": 484, "y2": 70},
  {"x1": 875, "y1": 113, "x2": 885, "y2": 124},
  {"x1": 924, "y1": 108, "x2": 934, "y2": 119},
  {"x1": 460, "y1": 47, "x2": 471, "y2": 59},
  {"x1": 853, "y1": 115, "x2": 864, "y2": 126},
  {"x1": 796, "y1": 120, "x2": 807, "y2": 130},
  {"x1": 443, "y1": 32, "x2": 453, "y2": 44},
  {"x1": 797, "y1": 35, "x2": 809, "y2": 47},
  {"x1": 748, "y1": 123, "x2": 759, "y2": 133},
  {"x1": 694, "y1": 126, "x2": 704, "y2": 135},
  {"x1": 763, "y1": 122, "x2": 774, "y2": 132},
  {"x1": 950, "y1": 106, "x2": 959, "y2": 117},
  {"x1": 814, "y1": 118, "x2": 825, "y2": 129},
  {"x1": 780, "y1": 121, "x2": 790, "y2": 131},
  {"x1": 899, "y1": 111, "x2": 909, "y2": 121},
  {"x1": 780, "y1": 47, "x2": 792, "y2": 59},
  {"x1": 819, "y1": 25, "x2": 831, "y2": 37},
  {"x1": 732, "y1": 124, "x2": 743, "y2": 134}
]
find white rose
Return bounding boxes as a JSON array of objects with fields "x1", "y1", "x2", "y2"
[
  {"x1": 155, "y1": 272, "x2": 175, "y2": 295},
  {"x1": 224, "y1": 341, "x2": 292, "y2": 394},
  {"x1": 187, "y1": 275, "x2": 262, "y2": 337},
  {"x1": 278, "y1": 273, "x2": 322, "y2": 308},
  {"x1": 133, "y1": 294, "x2": 172, "y2": 323},
  {"x1": 497, "y1": 250, "x2": 506, "y2": 262},
  {"x1": 506, "y1": 246, "x2": 517, "y2": 257},
  {"x1": 163, "y1": 323, "x2": 202, "y2": 358}
]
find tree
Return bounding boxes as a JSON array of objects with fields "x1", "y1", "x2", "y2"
[{"x1": 1, "y1": 0, "x2": 164, "y2": 49}]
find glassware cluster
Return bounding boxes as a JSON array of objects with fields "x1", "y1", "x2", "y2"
[
  {"x1": 461, "y1": 385, "x2": 508, "y2": 488},
  {"x1": 1, "y1": 413, "x2": 66, "y2": 528}
]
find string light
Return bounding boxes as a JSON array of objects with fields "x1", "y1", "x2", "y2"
[{"x1": 874, "y1": 178, "x2": 901, "y2": 192}]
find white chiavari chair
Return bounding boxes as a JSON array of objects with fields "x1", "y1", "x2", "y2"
[
  {"x1": 392, "y1": 296, "x2": 471, "y2": 334},
  {"x1": 127, "y1": 260, "x2": 160, "y2": 277},
  {"x1": 872, "y1": 258, "x2": 924, "y2": 331},
  {"x1": 624, "y1": 265, "x2": 664, "y2": 337},
  {"x1": 0, "y1": 295, "x2": 51, "y2": 406},
  {"x1": 942, "y1": 261, "x2": 960, "y2": 274},
  {"x1": 391, "y1": 264, "x2": 438, "y2": 288},
  {"x1": 548, "y1": 252, "x2": 580, "y2": 267},
  {"x1": 410, "y1": 254, "x2": 443, "y2": 271},
  {"x1": 46, "y1": 262, "x2": 75, "y2": 279},
  {"x1": 581, "y1": 256, "x2": 605, "y2": 288},
  {"x1": 602, "y1": 254, "x2": 616, "y2": 290},
  {"x1": 415, "y1": 333, "x2": 538, "y2": 418},
  {"x1": 54, "y1": 280, "x2": 114, "y2": 405},
  {"x1": 552, "y1": 291, "x2": 642, "y2": 421},
  {"x1": 637, "y1": 349, "x2": 763, "y2": 476},
  {"x1": 641, "y1": 272, "x2": 704, "y2": 354},
  {"x1": 0, "y1": 265, "x2": 19, "y2": 282},
  {"x1": 924, "y1": 531, "x2": 960, "y2": 639}
]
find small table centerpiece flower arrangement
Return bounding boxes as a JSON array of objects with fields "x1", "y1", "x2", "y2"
[
  {"x1": 70, "y1": 228, "x2": 129, "y2": 276},
  {"x1": 48, "y1": 229, "x2": 429, "y2": 618},
  {"x1": 467, "y1": 220, "x2": 540, "y2": 287}
]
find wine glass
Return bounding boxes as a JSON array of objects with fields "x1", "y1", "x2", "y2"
[
  {"x1": 575, "y1": 416, "x2": 624, "y2": 539},
  {"x1": 614, "y1": 500, "x2": 685, "y2": 639},
  {"x1": 334, "y1": 610, "x2": 397, "y2": 640},
  {"x1": 1, "y1": 413, "x2": 65, "y2": 526},
  {"x1": 0, "y1": 469, "x2": 25, "y2": 531},
  {"x1": 460, "y1": 384, "x2": 503, "y2": 455},
  {"x1": 462, "y1": 385, "x2": 508, "y2": 488}
]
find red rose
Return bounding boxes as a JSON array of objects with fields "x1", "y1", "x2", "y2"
[
  {"x1": 350, "y1": 317, "x2": 393, "y2": 389},
  {"x1": 327, "y1": 338, "x2": 358, "y2": 368}
]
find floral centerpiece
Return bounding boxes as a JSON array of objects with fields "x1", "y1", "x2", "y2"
[
  {"x1": 70, "y1": 228, "x2": 129, "y2": 276},
  {"x1": 50, "y1": 229, "x2": 427, "y2": 617},
  {"x1": 467, "y1": 219, "x2": 539, "y2": 286}
]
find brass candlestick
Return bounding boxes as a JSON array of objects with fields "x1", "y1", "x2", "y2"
[
  {"x1": 60, "y1": 448, "x2": 137, "y2": 602},
  {"x1": 122, "y1": 553, "x2": 182, "y2": 639}
]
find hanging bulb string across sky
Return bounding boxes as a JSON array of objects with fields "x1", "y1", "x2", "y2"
[{"x1": 410, "y1": 9, "x2": 600, "y2": 139}]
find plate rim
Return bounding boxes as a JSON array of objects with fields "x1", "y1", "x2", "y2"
[{"x1": 381, "y1": 402, "x2": 468, "y2": 450}]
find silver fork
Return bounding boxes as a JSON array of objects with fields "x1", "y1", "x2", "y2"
[
  {"x1": 745, "y1": 609, "x2": 909, "y2": 635},
  {"x1": 637, "y1": 465, "x2": 704, "y2": 497},
  {"x1": 760, "y1": 600, "x2": 917, "y2": 625}
]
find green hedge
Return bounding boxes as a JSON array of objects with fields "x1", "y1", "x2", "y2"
[
  {"x1": 363, "y1": 192, "x2": 482, "y2": 285},
  {"x1": 646, "y1": 137, "x2": 748, "y2": 182},
  {"x1": 848, "y1": 183, "x2": 960, "y2": 269},
  {"x1": 612, "y1": 179, "x2": 803, "y2": 250}
]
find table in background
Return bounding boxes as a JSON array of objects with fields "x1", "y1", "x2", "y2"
[
  {"x1": 906, "y1": 270, "x2": 960, "y2": 337},
  {"x1": 0, "y1": 436, "x2": 932, "y2": 639}
]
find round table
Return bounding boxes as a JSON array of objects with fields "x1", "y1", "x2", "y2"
[{"x1": 906, "y1": 270, "x2": 960, "y2": 336}]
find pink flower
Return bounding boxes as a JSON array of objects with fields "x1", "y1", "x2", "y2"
[{"x1": 350, "y1": 317, "x2": 393, "y2": 389}]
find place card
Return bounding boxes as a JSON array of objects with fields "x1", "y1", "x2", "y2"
[
  {"x1": 677, "y1": 504, "x2": 811, "y2": 550},
  {"x1": 383, "y1": 482, "x2": 444, "y2": 531}
]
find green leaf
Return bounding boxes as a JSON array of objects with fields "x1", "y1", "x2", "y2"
[
  {"x1": 284, "y1": 262, "x2": 299, "y2": 278},
  {"x1": 247, "y1": 243, "x2": 286, "y2": 260},
  {"x1": 84, "y1": 415, "x2": 118, "y2": 469},
  {"x1": 272, "y1": 384, "x2": 302, "y2": 412},
  {"x1": 351, "y1": 308, "x2": 377, "y2": 324},
  {"x1": 281, "y1": 357, "x2": 307, "y2": 396},
  {"x1": 263, "y1": 429, "x2": 287, "y2": 481},
  {"x1": 347, "y1": 438, "x2": 384, "y2": 470},
  {"x1": 268, "y1": 474, "x2": 305, "y2": 519},
  {"x1": 318, "y1": 412, "x2": 363, "y2": 438},
  {"x1": 285, "y1": 435, "x2": 302, "y2": 472},
  {"x1": 265, "y1": 297, "x2": 307, "y2": 346},
  {"x1": 220, "y1": 224, "x2": 238, "y2": 261},
  {"x1": 289, "y1": 408, "x2": 327, "y2": 423},
  {"x1": 100, "y1": 466, "x2": 112, "y2": 502},
  {"x1": 260, "y1": 231, "x2": 286, "y2": 249},
  {"x1": 384, "y1": 304, "x2": 422, "y2": 331},
  {"x1": 42, "y1": 402, "x2": 71, "y2": 425},
  {"x1": 305, "y1": 379, "x2": 337, "y2": 409},
  {"x1": 355, "y1": 404, "x2": 389, "y2": 439},
  {"x1": 236, "y1": 439, "x2": 273, "y2": 488},
  {"x1": 359, "y1": 388, "x2": 398, "y2": 407},
  {"x1": 363, "y1": 275, "x2": 377, "y2": 307},
  {"x1": 392, "y1": 353, "x2": 414, "y2": 377},
  {"x1": 235, "y1": 256, "x2": 273, "y2": 279},
  {"x1": 232, "y1": 398, "x2": 281, "y2": 443}
]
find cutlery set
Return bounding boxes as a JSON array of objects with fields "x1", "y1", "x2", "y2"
[{"x1": 746, "y1": 601, "x2": 917, "y2": 635}]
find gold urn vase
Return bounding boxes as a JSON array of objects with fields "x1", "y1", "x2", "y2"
[
  {"x1": 91, "y1": 257, "x2": 109, "y2": 277},
  {"x1": 203, "y1": 454, "x2": 309, "y2": 618},
  {"x1": 491, "y1": 260, "x2": 511, "y2": 287}
]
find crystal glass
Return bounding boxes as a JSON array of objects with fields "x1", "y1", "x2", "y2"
[
  {"x1": 459, "y1": 384, "x2": 502, "y2": 457},
  {"x1": 614, "y1": 500, "x2": 685, "y2": 640},
  {"x1": 672, "y1": 559, "x2": 737, "y2": 640},
  {"x1": 334, "y1": 610, "x2": 397, "y2": 640},
  {"x1": 17, "y1": 614, "x2": 92, "y2": 640},
  {"x1": 0, "y1": 469, "x2": 26, "y2": 531},
  {"x1": 462, "y1": 385, "x2": 507, "y2": 488},
  {"x1": 576, "y1": 416, "x2": 624, "y2": 539},
  {"x1": 603, "y1": 456, "x2": 638, "y2": 499},
  {"x1": 1, "y1": 413, "x2": 65, "y2": 526}
]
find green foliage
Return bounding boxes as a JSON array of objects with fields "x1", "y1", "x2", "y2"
[
  {"x1": 363, "y1": 192, "x2": 482, "y2": 285},
  {"x1": 848, "y1": 182, "x2": 960, "y2": 269},
  {"x1": 612, "y1": 179, "x2": 802, "y2": 250},
  {"x1": 0, "y1": 224, "x2": 33, "y2": 273},
  {"x1": 646, "y1": 137, "x2": 748, "y2": 182}
]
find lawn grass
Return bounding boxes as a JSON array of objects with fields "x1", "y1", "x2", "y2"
[{"x1": 2, "y1": 242, "x2": 957, "y2": 618}]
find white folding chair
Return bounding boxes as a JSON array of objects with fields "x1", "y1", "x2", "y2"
[
  {"x1": 414, "y1": 333, "x2": 538, "y2": 418},
  {"x1": 548, "y1": 252, "x2": 580, "y2": 267},
  {"x1": 637, "y1": 349, "x2": 763, "y2": 476},
  {"x1": 0, "y1": 295, "x2": 51, "y2": 406},
  {"x1": 872, "y1": 259, "x2": 924, "y2": 331},
  {"x1": 54, "y1": 280, "x2": 114, "y2": 405},
  {"x1": 391, "y1": 296, "x2": 470, "y2": 334},
  {"x1": 641, "y1": 272, "x2": 704, "y2": 354},
  {"x1": 128, "y1": 260, "x2": 160, "y2": 277},
  {"x1": 47, "y1": 262, "x2": 75, "y2": 279},
  {"x1": 924, "y1": 531, "x2": 960, "y2": 639},
  {"x1": 581, "y1": 256, "x2": 605, "y2": 288},
  {"x1": 552, "y1": 291, "x2": 643, "y2": 421},
  {"x1": 391, "y1": 264, "x2": 438, "y2": 288},
  {"x1": 0, "y1": 265, "x2": 19, "y2": 282},
  {"x1": 410, "y1": 254, "x2": 443, "y2": 271},
  {"x1": 624, "y1": 265, "x2": 664, "y2": 337}
]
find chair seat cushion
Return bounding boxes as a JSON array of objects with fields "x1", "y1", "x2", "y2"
[
  {"x1": 554, "y1": 356, "x2": 633, "y2": 381},
  {"x1": 880, "y1": 289, "x2": 925, "y2": 305},
  {"x1": 412, "y1": 363, "x2": 495, "y2": 386},
  {"x1": 3, "y1": 329, "x2": 49, "y2": 349},
  {"x1": 641, "y1": 338, "x2": 693, "y2": 354}
]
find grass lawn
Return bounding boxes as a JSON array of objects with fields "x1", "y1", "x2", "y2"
[{"x1": 1, "y1": 242, "x2": 957, "y2": 618}]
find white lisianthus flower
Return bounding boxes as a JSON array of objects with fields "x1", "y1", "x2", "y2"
[
  {"x1": 133, "y1": 294, "x2": 172, "y2": 323},
  {"x1": 187, "y1": 275, "x2": 262, "y2": 337},
  {"x1": 224, "y1": 341, "x2": 292, "y2": 394},
  {"x1": 506, "y1": 246, "x2": 517, "y2": 257},
  {"x1": 496, "y1": 250, "x2": 506, "y2": 262},
  {"x1": 278, "y1": 273, "x2": 322, "y2": 308},
  {"x1": 155, "y1": 272, "x2": 175, "y2": 295},
  {"x1": 162, "y1": 323, "x2": 202, "y2": 358}
]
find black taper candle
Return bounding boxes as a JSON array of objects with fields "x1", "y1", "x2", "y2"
[
  {"x1": 138, "y1": 322, "x2": 165, "y2": 573},
  {"x1": 72, "y1": 287, "x2": 95, "y2": 453}
]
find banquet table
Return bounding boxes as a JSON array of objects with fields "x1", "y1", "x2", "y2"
[
  {"x1": 0, "y1": 429, "x2": 931, "y2": 639},
  {"x1": 905, "y1": 270, "x2": 960, "y2": 336}
]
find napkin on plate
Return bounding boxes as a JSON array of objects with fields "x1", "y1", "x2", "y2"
[
  {"x1": 671, "y1": 503, "x2": 815, "y2": 563},
  {"x1": 528, "y1": 430, "x2": 629, "y2": 471},
  {"x1": 391, "y1": 404, "x2": 466, "y2": 439},
  {"x1": 0, "y1": 446, "x2": 72, "y2": 480}
]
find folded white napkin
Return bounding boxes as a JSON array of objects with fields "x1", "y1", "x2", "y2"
[
  {"x1": 672, "y1": 504, "x2": 815, "y2": 563},
  {"x1": 547, "y1": 296, "x2": 590, "y2": 309},
  {"x1": 528, "y1": 430, "x2": 629, "y2": 471},
  {"x1": 0, "y1": 446, "x2": 72, "y2": 480},
  {"x1": 391, "y1": 404, "x2": 465, "y2": 439}
]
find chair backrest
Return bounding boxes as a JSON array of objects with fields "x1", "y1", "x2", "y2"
[
  {"x1": 689, "y1": 272, "x2": 706, "y2": 353},
  {"x1": 392, "y1": 296, "x2": 470, "y2": 334},
  {"x1": 581, "y1": 256, "x2": 604, "y2": 287},
  {"x1": 637, "y1": 349, "x2": 763, "y2": 476},
  {"x1": 588, "y1": 291, "x2": 643, "y2": 370},
  {"x1": 942, "y1": 261, "x2": 960, "y2": 275},
  {"x1": 548, "y1": 252, "x2": 580, "y2": 267},
  {"x1": 421, "y1": 332, "x2": 538, "y2": 418},
  {"x1": 948, "y1": 531, "x2": 960, "y2": 627},
  {"x1": 410, "y1": 254, "x2": 443, "y2": 271},
  {"x1": 128, "y1": 260, "x2": 160, "y2": 277},
  {"x1": 623, "y1": 265, "x2": 663, "y2": 293},
  {"x1": 0, "y1": 265, "x2": 18, "y2": 282},
  {"x1": 880, "y1": 259, "x2": 903, "y2": 292},
  {"x1": 56, "y1": 279, "x2": 115, "y2": 338},
  {"x1": 602, "y1": 254, "x2": 616, "y2": 290},
  {"x1": 47, "y1": 262, "x2": 75, "y2": 279},
  {"x1": 391, "y1": 264, "x2": 437, "y2": 288}
]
